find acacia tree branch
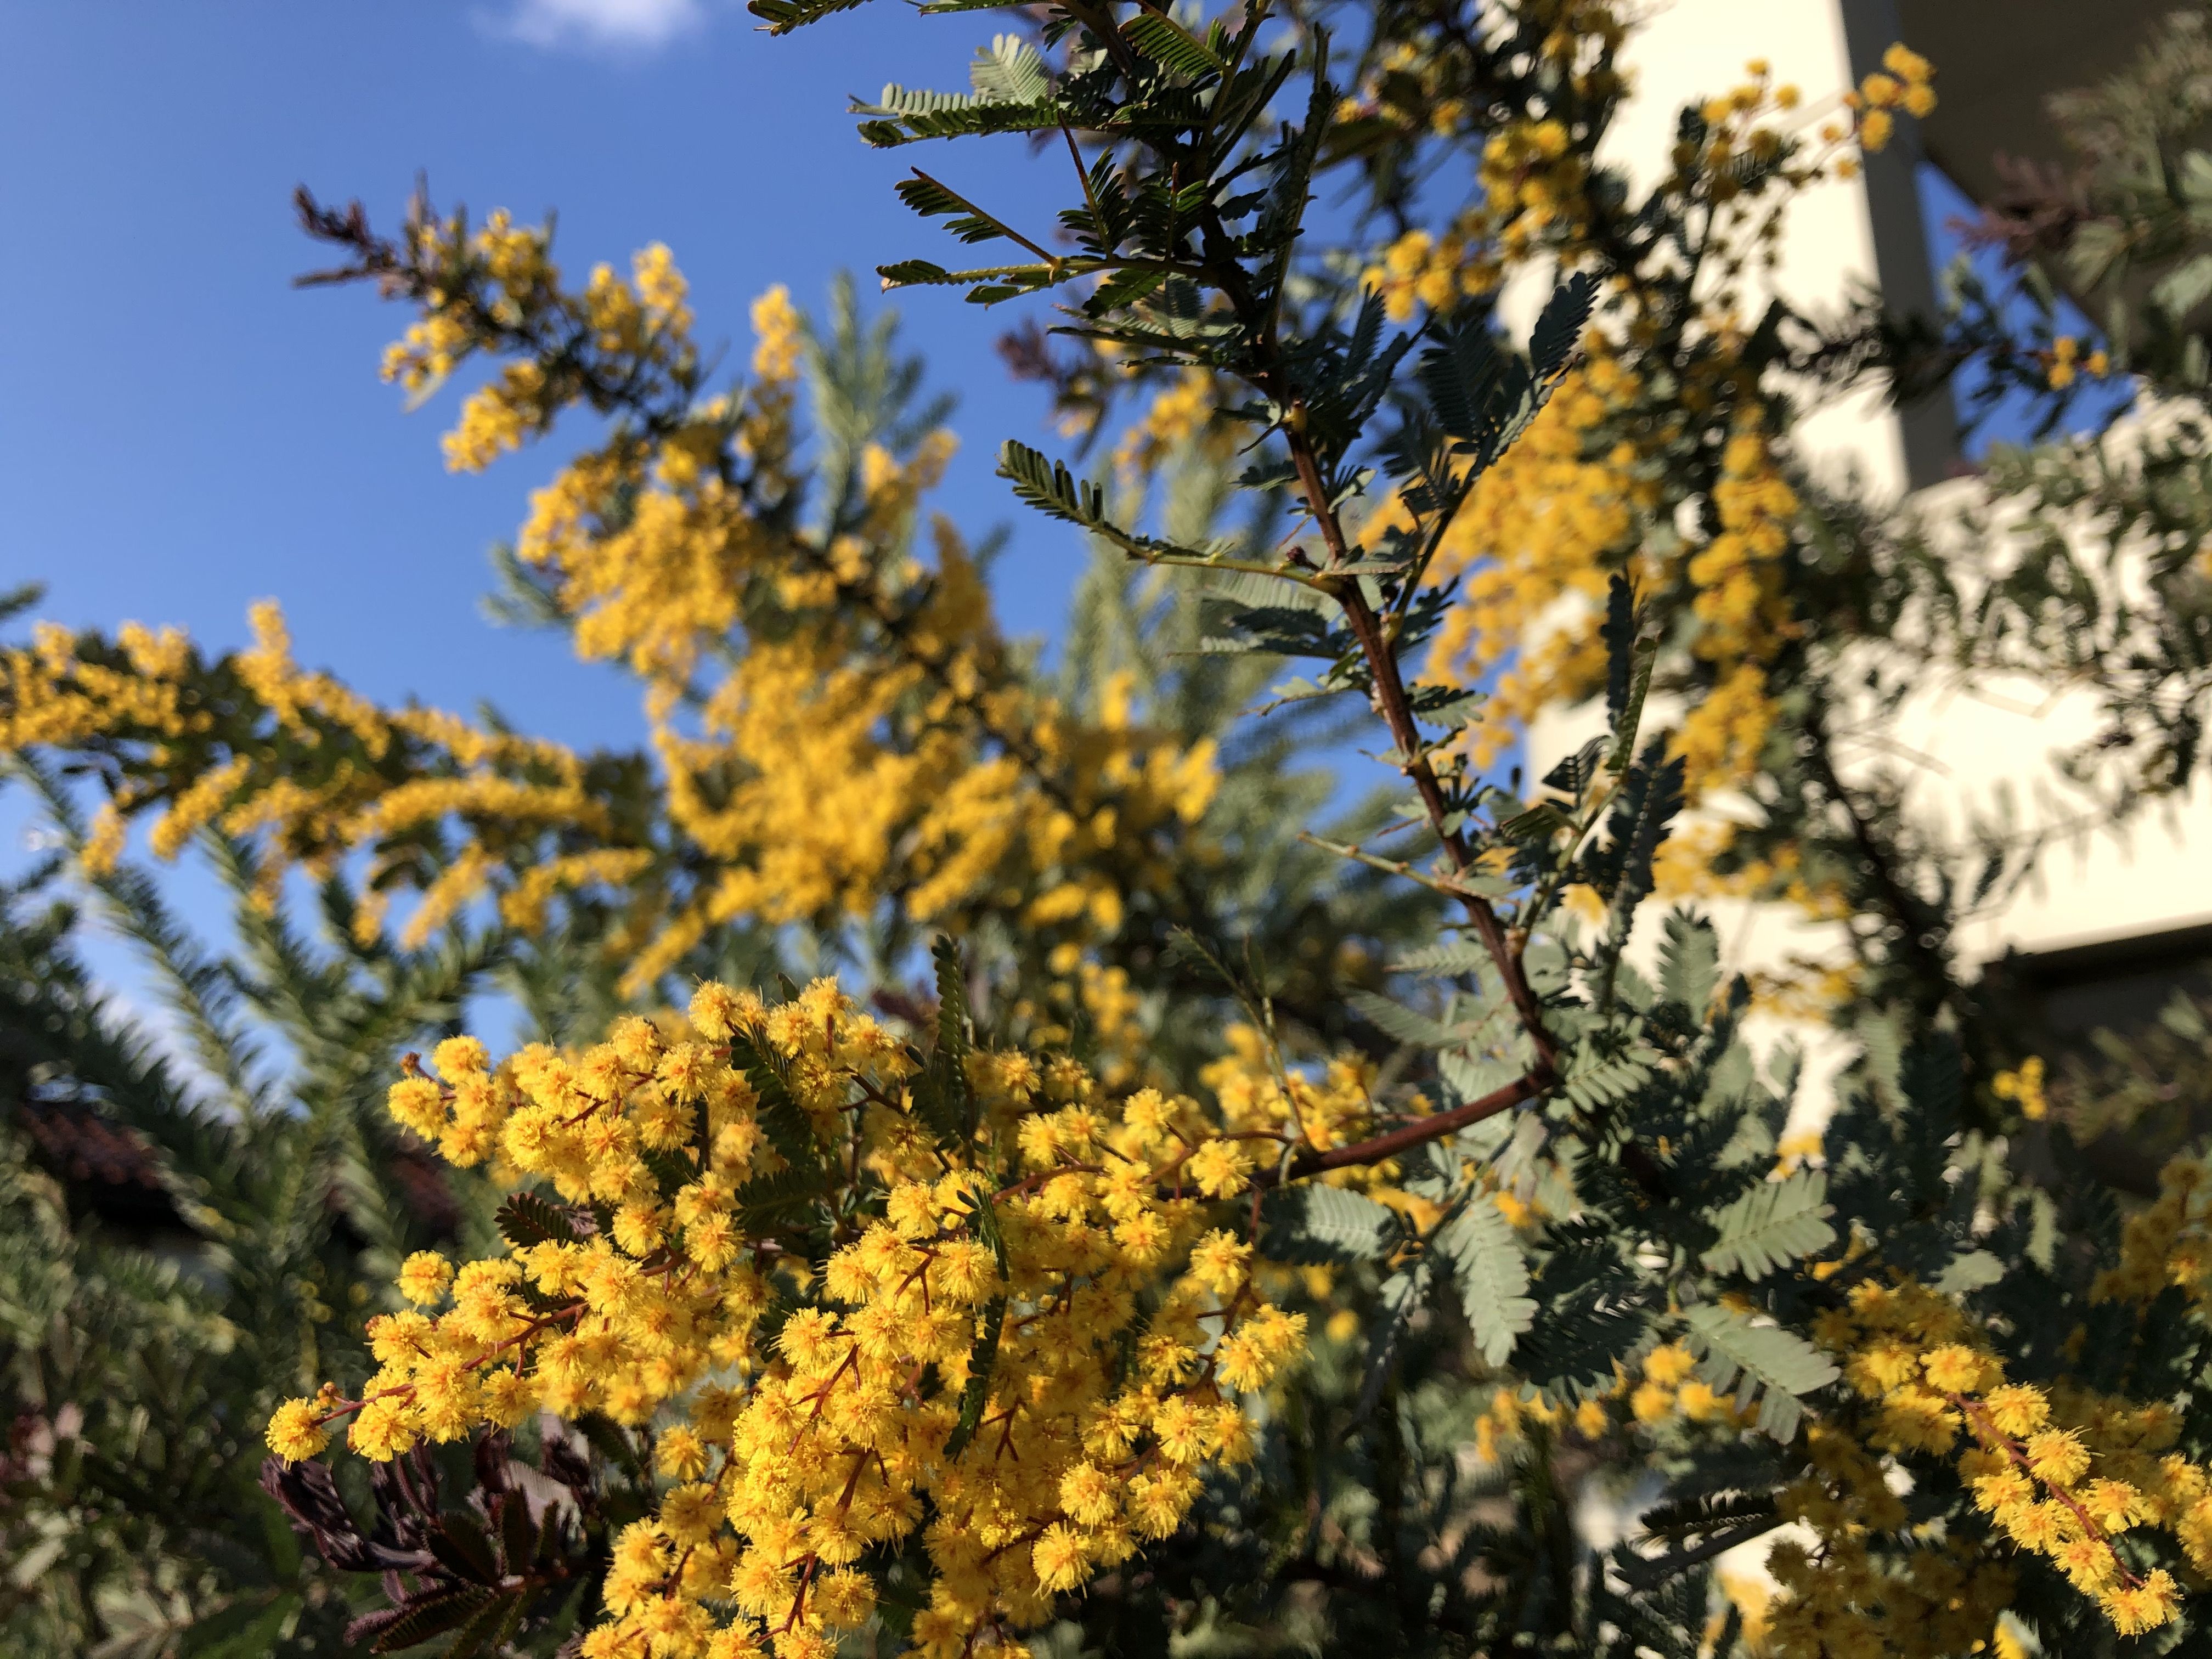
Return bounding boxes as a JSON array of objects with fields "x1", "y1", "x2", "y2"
[
  {"x1": 1280, "y1": 426, "x2": 1562, "y2": 1080},
  {"x1": 1252, "y1": 1069, "x2": 1548, "y2": 1190}
]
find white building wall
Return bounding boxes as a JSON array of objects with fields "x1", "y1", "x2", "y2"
[{"x1": 1519, "y1": 0, "x2": 2212, "y2": 1116}]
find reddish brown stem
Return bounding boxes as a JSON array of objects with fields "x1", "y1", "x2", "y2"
[
  {"x1": 1252, "y1": 1070, "x2": 1547, "y2": 1191},
  {"x1": 1284, "y1": 426, "x2": 1560, "y2": 1081}
]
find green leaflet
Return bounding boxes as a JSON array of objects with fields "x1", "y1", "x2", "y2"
[
  {"x1": 1391, "y1": 940, "x2": 1494, "y2": 975},
  {"x1": 857, "y1": 101, "x2": 1064, "y2": 149},
  {"x1": 358, "y1": 1585, "x2": 497, "y2": 1653},
  {"x1": 1530, "y1": 272, "x2": 1600, "y2": 380},
  {"x1": 1000, "y1": 439, "x2": 1244, "y2": 565},
  {"x1": 1346, "y1": 987, "x2": 1458, "y2": 1049},
  {"x1": 178, "y1": 1594, "x2": 301, "y2": 1659},
  {"x1": 495, "y1": 1190, "x2": 579, "y2": 1251},
  {"x1": 944, "y1": 1294, "x2": 1007, "y2": 1460},
  {"x1": 1698, "y1": 1171, "x2": 1834, "y2": 1280},
  {"x1": 1679, "y1": 1303, "x2": 1838, "y2": 1441},
  {"x1": 944, "y1": 1177, "x2": 1011, "y2": 1459},
  {"x1": 1934, "y1": 1249, "x2": 2005, "y2": 1295},
  {"x1": 1435, "y1": 1194, "x2": 1536, "y2": 1367},
  {"x1": 1357, "y1": 1260, "x2": 1431, "y2": 1419},
  {"x1": 907, "y1": 934, "x2": 977, "y2": 1145},
  {"x1": 1121, "y1": 13, "x2": 1226, "y2": 78},
  {"x1": 1560, "y1": 1049, "x2": 1654, "y2": 1115},
  {"x1": 1657, "y1": 910, "x2": 1720, "y2": 1014},
  {"x1": 1259, "y1": 1183, "x2": 1396, "y2": 1265}
]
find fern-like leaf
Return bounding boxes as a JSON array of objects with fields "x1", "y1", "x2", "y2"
[
  {"x1": 1260, "y1": 1184, "x2": 1396, "y2": 1264},
  {"x1": 1699, "y1": 1172, "x2": 1833, "y2": 1281},
  {"x1": 1435, "y1": 1195, "x2": 1536, "y2": 1365},
  {"x1": 1680, "y1": 1303, "x2": 1838, "y2": 1440}
]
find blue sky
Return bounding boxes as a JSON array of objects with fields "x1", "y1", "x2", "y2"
[{"x1": 1, "y1": 0, "x2": 1080, "y2": 754}]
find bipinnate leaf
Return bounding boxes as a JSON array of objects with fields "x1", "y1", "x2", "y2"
[
  {"x1": 946, "y1": 1293, "x2": 1006, "y2": 1459},
  {"x1": 363, "y1": 1586, "x2": 495, "y2": 1654},
  {"x1": 1657, "y1": 910, "x2": 1720, "y2": 1014},
  {"x1": 179, "y1": 1595, "x2": 301, "y2": 1659},
  {"x1": 1435, "y1": 1194, "x2": 1536, "y2": 1365},
  {"x1": 999, "y1": 440, "x2": 1240, "y2": 565},
  {"x1": 443, "y1": 1588, "x2": 527, "y2": 1659},
  {"x1": 427, "y1": 1512, "x2": 500, "y2": 1585},
  {"x1": 1680, "y1": 1303, "x2": 1837, "y2": 1440},
  {"x1": 1357, "y1": 1261, "x2": 1431, "y2": 1419},
  {"x1": 746, "y1": 0, "x2": 871, "y2": 33},
  {"x1": 923, "y1": 934, "x2": 978, "y2": 1141},
  {"x1": 1699, "y1": 1171, "x2": 1833, "y2": 1280},
  {"x1": 1934, "y1": 1249, "x2": 2004, "y2": 1295},
  {"x1": 1122, "y1": 13, "x2": 1226, "y2": 77},
  {"x1": 495, "y1": 1190, "x2": 578, "y2": 1251},
  {"x1": 1346, "y1": 987, "x2": 1456, "y2": 1049},
  {"x1": 1631, "y1": 1487, "x2": 1779, "y2": 1547},
  {"x1": 1529, "y1": 271, "x2": 1599, "y2": 381},
  {"x1": 1260, "y1": 1183, "x2": 1396, "y2": 1264}
]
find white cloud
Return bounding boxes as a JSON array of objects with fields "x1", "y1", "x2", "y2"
[{"x1": 499, "y1": 0, "x2": 710, "y2": 51}]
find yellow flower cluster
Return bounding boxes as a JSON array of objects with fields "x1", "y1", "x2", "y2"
[
  {"x1": 1764, "y1": 1421, "x2": 2015, "y2": 1659},
  {"x1": 1478, "y1": 115, "x2": 1592, "y2": 267},
  {"x1": 1417, "y1": 347, "x2": 1805, "y2": 794},
  {"x1": 2046, "y1": 335, "x2": 2111, "y2": 390},
  {"x1": 1991, "y1": 1055, "x2": 2050, "y2": 1123},
  {"x1": 1471, "y1": 1384, "x2": 1593, "y2": 1463},
  {"x1": 1336, "y1": 6, "x2": 1628, "y2": 153},
  {"x1": 377, "y1": 207, "x2": 698, "y2": 477},
  {"x1": 1849, "y1": 44, "x2": 1937, "y2": 155},
  {"x1": 1200, "y1": 1023, "x2": 1379, "y2": 1160},
  {"x1": 1111, "y1": 368, "x2": 1228, "y2": 483},
  {"x1": 1469, "y1": 1340, "x2": 1753, "y2": 1467},
  {"x1": 1420, "y1": 341, "x2": 1650, "y2": 767},
  {"x1": 1669, "y1": 420, "x2": 1797, "y2": 791},
  {"x1": 452, "y1": 259, "x2": 1223, "y2": 992},
  {"x1": 1352, "y1": 1, "x2": 1633, "y2": 317},
  {"x1": 1359, "y1": 102, "x2": 1602, "y2": 318},
  {"x1": 5, "y1": 239, "x2": 1226, "y2": 1000},
  {"x1": 2095, "y1": 1155, "x2": 2212, "y2": 1307},
  {"x1": 1625, "y1": 1339, "x2": 1745, "y2": 1430},
  {"x1": 269, "y1": 978, "x2": 1335, "y2": 1659},
  {"x1": 2, "y1": 621, "x2": 201, "y2": 755},
  {"x1": 1782, "y1": 1274, "x2": 2209, "y2": 1647},
  {"x1": 1363, "y1": 213, "x2": 1499, "y2": 323},
  {"x1": 1, "y1": 600, "x2": 601, "y2": 924},
  {"x1": 1380, "y1": 47, "x2": 1940, "y2": 817}
]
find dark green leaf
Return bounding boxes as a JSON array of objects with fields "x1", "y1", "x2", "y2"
[
  {"x1": 1260, "y1": 1184, "x2": 1396, "y2": 1264},
  {"x1": 368, "y1": 1587, "x2": 495, "y2": 1654},
  {"x1": 1699, "y1": 1172, "x2": 1833, "y2": 1281}
]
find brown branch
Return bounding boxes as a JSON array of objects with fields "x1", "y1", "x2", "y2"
[
  {"x1": 1284, "y1": 424, "x2": 1560, "y2": 1080},
  {"x1": 1253, "y1": 1069, "x2": 1547, "y2": 1190}
]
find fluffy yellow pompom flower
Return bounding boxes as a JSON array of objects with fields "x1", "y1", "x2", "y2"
[
  {"x1": 2025, "y1": 1427, "x2": 2092, "y2": 1488},
  {"x1": 396, "y1": 1250, "x2": 455, "y2": 1306},
  {"x1": 265, "y1": 1398, "x2": 329, "y2": 1464},
  {"x1": 1031, "y1": 1523, "x2": 1088, "y2": 1592}
]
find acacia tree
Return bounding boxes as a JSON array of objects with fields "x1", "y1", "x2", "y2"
[{"x1": 5, "y1": 4, "x2": 2212, "y2": 1658}]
